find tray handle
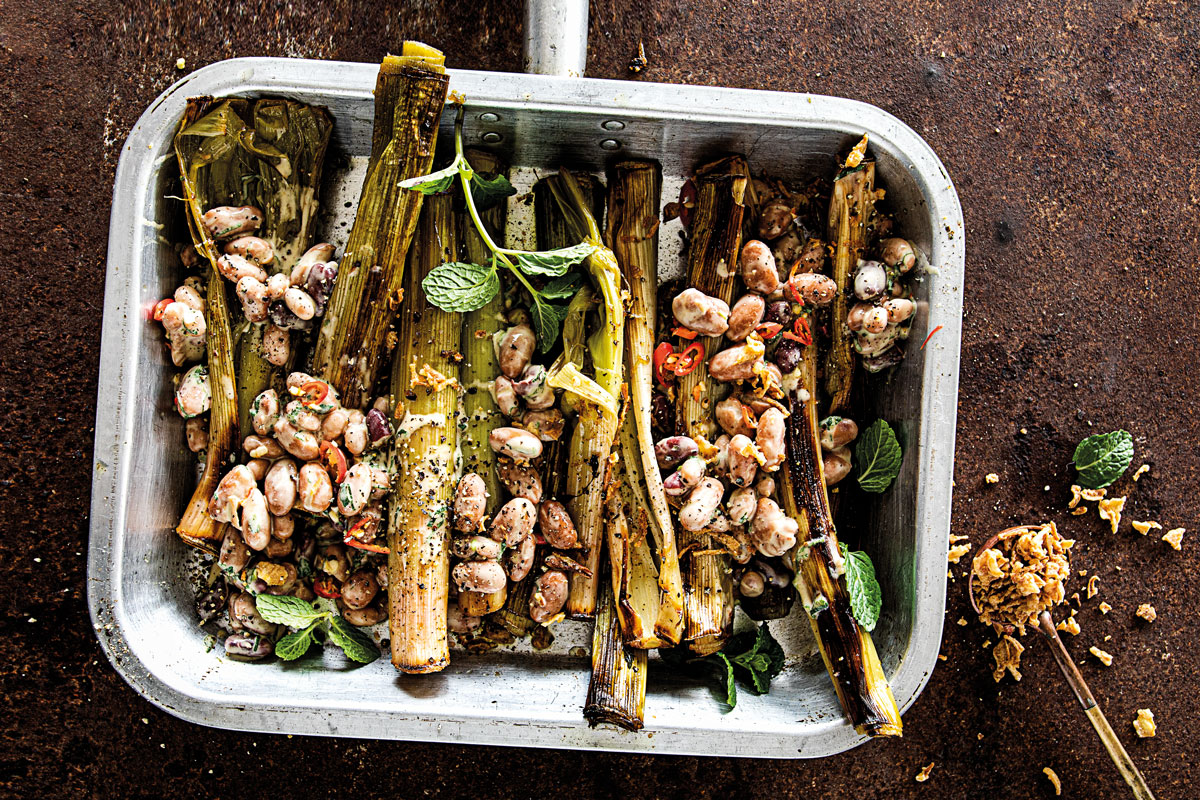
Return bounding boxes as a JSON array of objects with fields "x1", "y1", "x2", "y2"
[{"x1": 524, "y1": 0, "x2": 589, "y2": 76}]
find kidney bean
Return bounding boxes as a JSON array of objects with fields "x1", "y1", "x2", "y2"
[
  {"x1": 749, "y1": 498, "x2": 798, "y2": 557},
  {"x1": 756, "y1": 408, "x2": 786, "y2": 472},
  {"x1": 664, "y1": 455, "x2": 707, "y2": 497},
  {"x1": 651, "y1": 392, "x2": 673, "y2": 437},
  {"x1": 219, "y1": 525, "x2": 251, "y2": 576},
  {"x1": 529, "y1": 570, "x2": 569, "y2": 623},
  {"x1": 488, "y1": 427, "x2": 542, "y2": 461},
  {"x1": 672, "y1": 288, "x2": 730, "y2": 336},
  {"x1": 823, "y1": 447, "x2": 853, "y2": 486},
  {"x1": 654, "y1": 435, "x2": 699, "y2": 469},
  {"x1": 304, "y1": 260, "x2": 338, "y2": 316},
  {"x1": 174, "y1": 365, "x2": 211, "y2": 419},
  {"x1": 498, "y1": 324, "x2": 536, "y2": 379},
  {"x1": 224, "y1": 633, "x2": 273, "y2": 661},
  {"x1": 489, "y1": 498, "x2": 538, "y2": 546},
  {"x1": 453, "y1": 472, "x2": 489, "y2": 532},
  {"x1": 297, "y1": 463, "x2": 334, "y2": 513},
  {"x1": 453, "y1": 560, "x2": 507, "y2": 594},
  {"x1": 197, "y1": 582, "x2": 229, "y2": 623},
  {"x1": 757, "y1": 198, "x2": 794, "y2": 240},
  {"x1": 764, "y1": 300, "x2": 794, "y2": 327},
  {"x1": 497, "y1": 461, "x2": 542, "y2": 504},
  {"x1": 716, "y1": 397, "x2": 756, "y2": 438},
  {"x1": 727, "y1": 486, "x2": 758, "y2": 526},
  {"x1": 341, "y1": 568, "x2": 381, "y2": 610},
  {"x1": 268, "y1": 300, "x2": 314, "y2": 332},
  {"x1": 209, "y1": 465, "x2": 257, "y2": 523},
  {"x1": 727, "y1": 294, "x2": 766, "y2": 341},
  {"x1": 342, "y1": 604, "x2": 386, "y2": 627},
  {"x1": 504, "y1": 533, "x2": 537, "y2": 581},
  {"x1": 230, "y1": 592, "x2": 275, "y2": 635},
  {"x1": 708, "y1": 341, "x2": 765, "y2": 383},
  {"x1": 854, "y1": 261, "x2": 888, "y2": 301},
  {"x1": 337, "y1": 463, "x2": 372, "y2": 516},
  {"x1": 773, "y1": 338, "x2": 803, "y2": 373},
  {"x1": 679, "y1": 477, "x2": 725, "y2": 532},
  {"x1": 727, "y1": 435, "x2": 760, "y2": 487},
  {"x1": 365, "y1": 408, "x2": 391, "y2": 445},
  {"x1": 251, "y1": 389, "x2": 280, "y2": 436},
  {"x1": 538, "y1": 500, "x2": 578, "y2": 549},
  {"x1": 740, "y1": 240, "x2": 781, "y2": 295},
  {"x1": 202, "y1": 205, "x2": 262, "y2": 241},
  {"x1": 790, "y1": 272, "x2": 838, "y2": 306}
]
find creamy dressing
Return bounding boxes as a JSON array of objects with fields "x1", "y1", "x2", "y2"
[{"x1": 394, "y1": 412, "x2": 447, "y2": 440}]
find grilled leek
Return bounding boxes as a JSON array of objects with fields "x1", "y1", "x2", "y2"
[
  {"x1": 387, "y1": 193, "x2": 460, "y2": 674},
  {"x1": 313, "y1": 44, "x2": 449, "y2": 409},
  {"x1": 584, "y1": 564, "x2": 648, "y2": 731}
]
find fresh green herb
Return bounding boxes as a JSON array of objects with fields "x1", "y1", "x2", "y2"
[
  {"x1": 404, "y1": 105, "x2": 590, "y2": 350},
  {"x1": 540, "y1": 273, "x2": 585, "y2": 300},
  {"x1": 252, "y1": 596, "x2": 380, "y2": 664},
  {"x1": 855, "y1": 419, "x2": 903, "y2": 493},
  {"x1": 1071, "y1": 430, "x2": 1134, "y2": 489},
  {"x1": 840, "y1": 542, "x2": 883, "y2": 632},
  {"x1": 328, "y1": 615, "x2": 381, "y2": 664},
  {"x1": 660, "y1": 623, "x2": 786, "y2": 709}
]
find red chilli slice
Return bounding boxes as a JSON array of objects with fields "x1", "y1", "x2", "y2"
[
  {"x1": 319, "y1": 440, "x2": 348, "y2": 483},
  {"x1": 313, "y1": 575, "x2": 341, "y2": 599},
  {"x1": 673, "y1": 342, "x2": 705, "y2": 376},
  {"x1": 151, "y1": 298, "x2": 173, "y2": 321},
  {"x1": 653, "y1": 342, "x2": 677, "y2": 387},
  {"x1": 920, "y1": 325, "x2": 943, "y2": 350}
]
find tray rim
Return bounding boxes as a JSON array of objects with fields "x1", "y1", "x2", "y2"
[{"x1": 89, "y1": 56, "x2": 965, "y2": 758}]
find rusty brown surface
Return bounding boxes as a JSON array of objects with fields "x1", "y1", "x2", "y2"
[{"x1": 2, "y1": 0, "x2": 1198, "y2": 797}]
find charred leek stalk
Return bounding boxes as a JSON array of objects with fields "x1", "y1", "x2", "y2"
[
  {"x1": 676, "y1": 155, "x2": 749, "y2": 654},
  {"x1": 387, "y1": 193, "x2": 460, "y2": 674},
  {"x1": 457, "y1": 149, "x2": 508, "y2": 618},
  {"x1": 606, "y1": 161, "x2": 682, "y2": 647},
  {"x1": 779, "y1": 345, "x2": 901, "y2": 736},
  {"x1": 824, "y1": 153, "x2": 877, "y2": 414},
  {"x1": 584, "y1": 565, "x2": 648, "y2": 731},
  {"x1": 541, "y1": 171, "x2": 625, "y2": 620},
  {"x1": 313, "y1": 44, "x2": 449, "y2": 409},
  {"x1": 173, "y1": 97, "x2": 333, "y2": 551}
]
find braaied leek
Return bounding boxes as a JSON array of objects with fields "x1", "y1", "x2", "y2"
[
  {"x1": 675, "y1": 155, "x2": 749, "y2": 654},
  {"x1": 387, "y1": 193, "x2": 460, "y2": 674},
  {"x1": 173, "y1": 97, "x2": 333, "y2": 551},
  {"x1": 779, "y1": 344, "x2": 902, "y2": 736},
  {"x1": 313, "y1": 44, "x2": 449, "y2": 409},
  {"x1": 824, "y1": 149, "x2": 877, "y2": 414},
  {"x1": 457, "y1": 149, "x2": 509, "y2": 618},
  {"x1": 605, "y1": 160, "x2": 682, "y2": 647},
  {"x1": 584, "y1": 562, "x2": 648, "y2": 731},
  {"x1": 541, "y1": 171, "x2": 625, "y2": 620}
]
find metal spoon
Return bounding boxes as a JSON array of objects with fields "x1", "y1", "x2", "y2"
[{"x1": 968, "y1": 526, "x2": 1156, "y2": 800}]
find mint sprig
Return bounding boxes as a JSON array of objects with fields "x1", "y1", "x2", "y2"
[
  {"x1": 660, "y1": 623, "x2": 786, "y2": 709},
  {"x1": 840, "y1": 542, "x2": 883, "y2": 632},
  {"x1": 855, "y1": 419, "x2": 903, "y2": 493},
  {"x1": 1071, "y1": 430, "x2": 1133, "y2": 489},
  {"x1": 253, "y1": 595, "x2": 380, "y2": 664}
]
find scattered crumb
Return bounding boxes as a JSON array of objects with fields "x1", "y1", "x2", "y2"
[
  {"x1": 1070, "y1": 592, "x2": 1081, "y2": 606},
  {"x1": 1078, "y1": 569, "x2": 1087, "y2": 577},
  {"x1": 1097, "y1": 496, "x2": 1126, "y2": 533},
  {"x1": 1068, "y1": 485, "x2": 1084, "y2": 509},
  {"x1": 175, "y1": 57, "x2": 186, "y2": 70},
  {"x1": 1089, "y1": 646, "x2": 1114, "y2": 666},
  {"x1": 1043, "y1": 767, "x2": 1062, "y2": 796},
  {"x1": 1132, "y1": 464, "x2": 1149, "y2": 481},
  {"x1": 1162, "y1": 528, "x2": 1185, "y2": 550},
  {"x1": 1132, "y1": 520, "x2": 1162, "y2": 536},
  {"x1": 915, "y1": 762, "x2": 935, "y2": 783},
  {"x1": 1104, "y1": 634, "x2": 1112, "y2": 641},
  {"x1": 947, "y1": 544, "x2": 971, "y2": 564},
  {"x1": 1133, "y1": 708, "x2": 1156, "y2": 738},
  {"x1": 1086, "y1": 575, "x2": 1100, "y2": 599},
  {"x1": 977, "y1": 732, "x2": 984, "y2": 740},
  {"x1": 1080, "y1": 488, "x2": 1107, "y2": 502},
  {"x1": 956, "y1": 617, "x2": 968, "y2": 626},
  {"x1": 1057, "y1": 615, "x2": 1081, "y2": 636},
  {"x1": 1099, "y1": 602, "x2": 1112, "y2": 614},
  {"x1": 937, "y1": 654, "x2": 947, "y2": 661},
  {"x1": 1070, "y1": 506, "x2": 1088, "y2": 516},
  {"x1": 1136, "y1": 603, "x2": 1156, "y2": 623},
  {"x1": 992, "y1": 635, "x2": 1024, "y2": 682},
  {"x1": 985, "y1": 472, "x2": 1000, "y2": 484},
  {"x1": 949, "y1": 533, "x2": 969, "y2": 544}
]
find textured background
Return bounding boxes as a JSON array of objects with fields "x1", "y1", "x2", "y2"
[{"x1": 2, "y1": 0, "x2": 1198, "y2": 797}]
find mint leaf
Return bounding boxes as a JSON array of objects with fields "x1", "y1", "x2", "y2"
[
  {"x1": 1071, "y1": 430, "x2": 1134, "y2": 489},
  {"x1": 716, "y1": 652, "x2": 738, "y2": 708},
  {"x1": 328, "y1": 615, "x2": 380, "y2": 664},
  {"x1": 399, "y1": 159, "x2": 464, "y2": 195},
  {"x1": 855, "y1": 419, "x2": 902, "y2": 493},
  {"x1": 539, "y1": 272, "x2": 585, "y2": 301},
  {"x1": 470, "y1": 171, "x2": 517, "y2": 211},
  {"x1": 422, "y1": 261, "x2": 500, "y2": 312},
  {"x1": 254, "y1": 594, "x2": 328, "y2": 629},
  {"x1": 730, "y1": 623, "x2": 785, "y2": 694},
  {"x1": 514, "y1": 242, "x2": 595, "y2": 277},
  {"x1": 275, "y1": 624, "x2": 316, "y2": 661},
  {"x1": 530, "y1": 298, "x2": 570, "y2": 353},
  {"x1": 840, "y1": 542, "x2": 883, "y2": 632}
]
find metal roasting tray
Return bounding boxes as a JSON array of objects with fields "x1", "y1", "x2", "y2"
[{"x1": 89, "y1": 54, "x2": 965, "y2": 757}]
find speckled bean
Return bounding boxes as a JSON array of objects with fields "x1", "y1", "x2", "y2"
[
  {"x1": 823, "y1": 446, "x2": 853, "y2": 486},
  {"x1": 757, "y1": 198, "x2": 794, "y2": 241},
  {"x1": 538, "y1": 500, "x2": 578, "y2": 549},
  {"x1": 880, "y1": 237, "x2": 917, "y2": 273},
  {"x1": 529, "y1": 571, "x2": 569, "y2": 623},
  {"x1": 246, "y1": 458, "x2": 269, "y2": 482},
  {"x1": 672, "y1": 288, "x2": 730, "y2": 336},
  {"x1": 654, "y1": 436, "x2": 699, "y2": 469},
  {"x1": 727, "y1": 486, "x2": 758, "y2": 526},
  {"x1": 488, "y1": 427, "x2": 543, "y2": 461},
  {"x1": 297, "y1": 463, "x2": 334, "y2": 514},
  {"x1": 453, "y1": 472, "x2": 489, "y2": 532},
  {"x1": 853, "y1": 261, "x2": 888, "y2": 301},
  {"x1": 283, "y1": 286, "x2": 316, "y2": 321},
  {"x1": 497, "y1": 461, "x2": 542, "y2": 504},
  {"x1": 239, "y1": 489, "x2": 271, "y2": 550},
  {"x1": 202, "y1": 205, "x2": 262, "y2": 241},
  {"x1": 341, "y1": 569, "x2": 381, "y2": 610},
  {"x1": 489, "y1": 498, "x2": 537, "y2": 546},
  {"x1": 727, "y1": 434, "x2": 759, "y2": 487},
  {"x1": 819, "y1": 417, "x2": 859, "y2": 451},
  {"x1": 251, "y1": 389, "x2": 280, "y2": 435},
  {"x1": 343, "y1": 410, "x2": 368, "y2": 456},
  {"x1": 679, "y1": 477, "x2": 725, "y2": 532},
  {"x1": 230, "y1": 592, "x2": 275, "y2": 635},
  {"x1": 274, "y1": 417, "x2": 320, "y2": 461},
  {"x1": 664, "y1": 455, "x2": 707, "y2": 497},
  {"x1": 224, "y1": 235, "x2": 274, "y2": 266},
  {"x1": 790, "y1": 272, "x2": 838, "y2": 307},
  {"x1": 342, "y1": 604, "x2": 386, "y2": 627},
  {"x1": 452, "y1": 535, "x2": 503, "y2": 561},
  {"x1": 185, "y1": 416, "x2": 208, "y2": 452},
  {"x1": 337, "y1": 463, "x2": 372, "y2": 517},
  {"x1": 883, "y1": 297, "x2": 915, "y2": 323},
  {"x1": 727, "y1": 294, "x2": 766, "y2": 341},
  {"x1": 716, "y1": 397, "x2": 756, "y2": 438},
  {"x1": 756, "y1": 408, "x2": 786, "y2": 472},
  {"x1": 242, "y1": 434, "x2": 283, "y2": 460},
  {"x1": 521, "y1": 408, "x2": 565, "y2": 441},
  {"x1": 505, "y1": 533, "x2": 536, "y2": 582},
  {"x1": 224, "y1": 633, "x2": 273, "y2": 661},
  {"x1": 498, "y1": 324, "x2": 536, "y2": 379},
  {"x1": 749, "y1": 498, "x2": 798, "y2": 557},
  {"x1": 217, "y1": 253, "x2": 268, "y2": 284},
  {"x1": 209, "y1": 465, "x2": 256, "y2": 523},
  {"x1": 740, "y1": 240, "x2": 781, "y2": 294},
  {"x1": 453, "y1": 560, "x2": 507, "y2": 594},
  {"x1": 448, "y1": 601, "x2": 482, "y2": 633},
  {"x1": 708, "y1": 342, "x2": 764, "y2": 383},
  {"x1": 755, "y1": 475, "x2": 775, "y2": 498},
  {"x1": 219, "y1": 524, "x2": 251, "y2": 575},
  {"x1": 174, "y1": 365, "x2": 211, "y2": 419},
  {"x1": 493, "y1": 375, "x2": 521, "y2": 417}
]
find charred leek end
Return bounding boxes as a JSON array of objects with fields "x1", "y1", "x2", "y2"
[
  {"x1": 313, "y1": 48, "x2": 449, "y2": 409},
  {"x1": 538, "y1": 172, "x2": 625, "y2": 620},
  {"x1": 780, "y1": 345, "x2": 901, "y2": 737},
  {"x1": 456, "y1": 149, "x2": 510, "y2": 618},
  {"x1": 606, "y1": 161, "x2": 682, "y2": 646},
  {"x1": 676, "y1": 155, "x2": 749, "y2": 654},
  {"x1": 585, "y1": 567, "x2": 648, "y2": 731},
  {"x1": 387, "y1": 193, "x2": 460, "y2": 674},
  {"x1": 824, "y1": 160, "x2": 877, "y2": 414}
]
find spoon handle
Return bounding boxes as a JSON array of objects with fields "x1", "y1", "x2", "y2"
[{"x1": 1037, "y1": 611, "x2": 1156, "y2": 800}]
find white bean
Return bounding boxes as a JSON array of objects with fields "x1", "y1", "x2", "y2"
[
  {"x1": 679, "y1": 477, "x2": 725, "y2": 532},
  {"x1": 283, "y1": 287, "x2": 316, "y2": 321}
]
